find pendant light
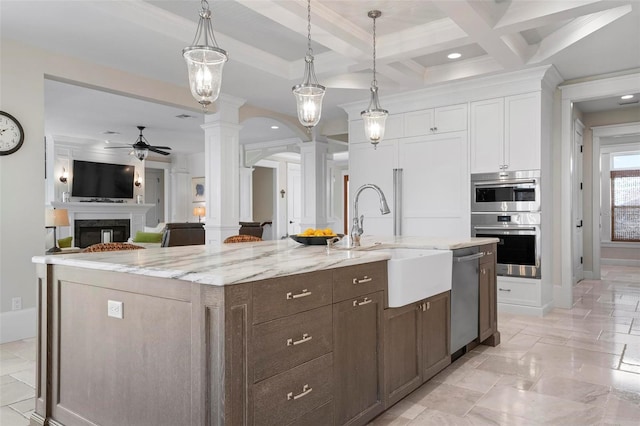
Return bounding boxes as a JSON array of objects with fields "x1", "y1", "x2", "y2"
[
  {"x1": 183, "y1": 0, "x2": 228, "y2": 108},
  {"x1": 361, "y1": 10, "x2": 388, "y2": 149},
  {"x1": 292, "y1": 0, "x2": 325, "y2": 131}
]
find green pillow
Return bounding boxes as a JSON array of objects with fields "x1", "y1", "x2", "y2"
[
  {"x1": 133, "y1": 231, "x2": 163, "y2": 243},
  {"x1": 58, "y1": 236, "x2": 73, "y2": 248}
]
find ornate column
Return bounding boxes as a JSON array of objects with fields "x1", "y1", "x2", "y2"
[
  {"x1": 201, "y1": 94, "x2": 246, "y2": 245},
  {"x1": 299, "y1": 139, "x2": 329, "y2": 231}
]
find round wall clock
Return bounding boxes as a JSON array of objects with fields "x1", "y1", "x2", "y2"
[{"x1": 0, "y1": 111, "x2": 25, "y2": 156}]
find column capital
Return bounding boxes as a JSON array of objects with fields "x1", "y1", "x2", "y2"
[{"x1": 204, "y1": 94, "x2": 246, "y2": 124}]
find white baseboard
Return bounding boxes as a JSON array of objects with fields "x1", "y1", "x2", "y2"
[
  {"x1": 601, "y1": 258, "x2": 640, "y2": 267},
  {"x1": 497, "y1": 301, "x2": 553, "y2": 317},
  {"x1": 0, "y1": 308, "x2": 36, "y2": 344},
  {"x1": 583, "y1": 270, "x2": 594, "y2": 279}
]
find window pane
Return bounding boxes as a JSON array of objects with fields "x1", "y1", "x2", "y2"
[
  {"x1": 611, "y1": 169, "x2": 640, "y2": 242},
  {"x1": 612, "y1": 153, "x2": 640, "y2": 169}
]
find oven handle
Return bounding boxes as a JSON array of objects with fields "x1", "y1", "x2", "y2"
[
  {"x1": 473, "y1": 226, "x2": 537, "y2": 232},
  {"x1": 473, "y1": 179, "x2": 537, "y2": 187}
]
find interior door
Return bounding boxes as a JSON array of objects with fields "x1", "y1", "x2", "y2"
[
  {"x1": 572, "y1": 120, "x2": 584, "y2": 283},
  {"x1": 287, "y1": 163, "x2": 301, "y2": 236},
  {"x1": 144, "y1": 168, "x2": 165, "y2": 226}
]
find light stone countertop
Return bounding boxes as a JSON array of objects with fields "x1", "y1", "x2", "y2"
[{"x1": 32, "y1": 236, "x2": 498, "y2": 286}]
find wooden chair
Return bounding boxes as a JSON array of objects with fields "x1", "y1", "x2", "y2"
[
  {"x1": 223, "y1": 235, "x2": 263, "y2": 244},
  {"x1": 82, "y1": 242, "x2": 146, "y2": 253}
]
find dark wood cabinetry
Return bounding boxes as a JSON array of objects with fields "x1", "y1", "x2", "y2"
[
  {"x1": 383, "y1": 291, "x2": 451, "y2": 407},
  {"x1": 421, "y1": 291, "x2": 451, "y2": 381},
  {"x1": 332, "y1": 257, "x2": 386, "y2": 426},
  {"x1": 478, "y1": 244, "x2": 500, "y2": 346}
]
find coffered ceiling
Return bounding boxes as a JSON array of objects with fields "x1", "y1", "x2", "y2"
[{"x1": 2, "y1": 0, "x2": 639, "y2": 154}]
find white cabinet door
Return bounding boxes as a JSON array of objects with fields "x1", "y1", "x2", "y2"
[
  {"x1": 504, "y1": 92, "x2": 541, "y2": 171},
  {"x1": 433, "y1": 104, "x2": 467, "y2": 133},
  {"x1": 398, "y1": 132, "x2": 470, "y2": 238},
  {"x1": 470, "y1": 98, "x2": 504, "y2": 174},
  {"x1": 404, "y1": 109, "x2": 435, "y2": 138},
  {"x1": 404, "y1": 104, "x2": 467, "y2": 138},
  {"x1": 348, "y1": 140, "x2": 397, "y2": 236}
]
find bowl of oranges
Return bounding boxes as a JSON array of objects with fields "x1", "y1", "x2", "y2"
[{"x1": 290, "y1": 228, "x2": 342, "y2": 245}]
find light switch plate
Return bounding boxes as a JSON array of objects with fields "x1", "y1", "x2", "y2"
[{"x1": 107, "y1": 300, "x2": 123, "y2": 319}]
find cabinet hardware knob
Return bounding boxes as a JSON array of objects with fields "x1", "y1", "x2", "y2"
[
  {"x1": 286, "y1": 289, "x2": 312, "y2": 300},
  {"x1": 287, "y1": 333, "x2": 312, "y2": 346},
  {"x1": 482, "y1": 268, "x2": 486, "y2": 274},
  {"x1": 433, "y1": 127, "x2": 438, "y2": 131},
  {"x1": 486, "y1": 251, "x2": 493, "y2": 255},
  {"x1": 352, "y1": 276, "x2": 372, "y2": 285},
  {"x1": 287, "y1": 384, "x2": 312, "y2": 401},
  {"x1": 353, "y1": 297, "x2": 372, "y2": 307},
  {"x1": 498, "y1": 288, "x2": 511, "y2": 292}
]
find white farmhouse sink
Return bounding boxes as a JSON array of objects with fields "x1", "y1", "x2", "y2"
[{"x1": 384, "y1": 249, "x2": 453, "y2": 308}]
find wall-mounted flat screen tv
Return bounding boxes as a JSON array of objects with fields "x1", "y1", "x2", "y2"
[{"x1": 71, "y1": 160, "x2": 135, "y2": 199}]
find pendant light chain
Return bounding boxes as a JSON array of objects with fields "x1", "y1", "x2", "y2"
[
  {"x1": 372, "y1": 14, "x2": 377, "y2": 87},
  {"x1": 307, "y1": 0, "x2": 312, "y2": 55}
]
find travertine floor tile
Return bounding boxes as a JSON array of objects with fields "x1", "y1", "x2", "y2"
[
  {"x1": 406, "y1": 383, "x2": 483, "y2": 417},
  {"x1": 464, "y1": 406, "x2": 540, "y2": 426},
  {"x1": 0, "y1": 406, "x2": 29, "y2": 426},
  {"x1": 531, "y1": 376, "x2": 610, "y2": 405},
  {"x1": 0, "y1": 380, "x2": 34, "y2": 407}
]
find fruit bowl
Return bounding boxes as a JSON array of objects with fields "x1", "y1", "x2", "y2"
[{"x1": 290, "y1": 234, "x2": 342, "y2": 246}]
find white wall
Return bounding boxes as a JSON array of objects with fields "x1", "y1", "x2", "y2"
[{"x1": 0, "y1": 39, "x2": 199, "y2": 343}]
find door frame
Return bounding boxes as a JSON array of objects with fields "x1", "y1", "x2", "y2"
[
  {"x1": 558, "y1": 72, "x2": 640, "y2": 308},
  {"x1": 591, "y1": 122, "x2": 640, "y2": 278},
  {"x1": 572, "y1": 119, "x2": 584, "y2": 284}
]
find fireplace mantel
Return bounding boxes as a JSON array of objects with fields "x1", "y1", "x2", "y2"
[{"x1": 51, "y1": 202, "x2": 154, "y2": 242}]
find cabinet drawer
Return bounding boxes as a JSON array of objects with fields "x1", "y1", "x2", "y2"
[
  {"x1": 333, "y1": 261, "x2": 386, "y2": 303},
  {"x1": 253, "y1": 270, "x2": 332, "y2": 324},
  {"x1": 253, "y1": 305, "x2": 333, "y2": 382},
  {"x1": 496, "y1": 277, "x2": 541, "y2": 306},
  {"x1": 286, "y1": 401, "x2": 333, "y2": 426},
  {"x1": 253, "y1": 353, "x2": 333, "y2": 426}
]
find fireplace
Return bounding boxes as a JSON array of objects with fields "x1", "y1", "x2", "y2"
[{"x1": 75, "y1": 219, "x2": 130, "y2": 248}]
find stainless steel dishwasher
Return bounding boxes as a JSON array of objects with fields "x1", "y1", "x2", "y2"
[{"x1": 450, "y1": 247, "x2": 485, "y2": 355}]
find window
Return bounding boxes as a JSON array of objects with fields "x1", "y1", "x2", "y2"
[{"x1": 610, "y1": 151, "x2": 640, "y2": 241}]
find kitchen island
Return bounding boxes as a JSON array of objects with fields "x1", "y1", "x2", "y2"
[{"x1": 31, "y1": 237, "x2": 498, "y2": 426}]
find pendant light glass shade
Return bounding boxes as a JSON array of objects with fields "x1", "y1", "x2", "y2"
[
  {"x1": 183, "y1": 0, "x2": 228, "y2": 107},
  {"x1": 292, "y1": 0, "x2": 325, "y2": 130},
  {"x1": 361, "y1": 10, "x2": 388, "y2": 148}
]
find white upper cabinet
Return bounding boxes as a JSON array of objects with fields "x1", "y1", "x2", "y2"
[
  {"x1": 504, "y1": 92, "x2": 541, "y2": 172},
  {"x1": 404, "y1": 104, "x2": 467, "y2": 138},
  {"x1": 470, "y1": 92, "x2": 541, "y2": 173}
]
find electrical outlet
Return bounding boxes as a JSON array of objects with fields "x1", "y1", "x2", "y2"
[
  {"x1": 107, "y1": 300, "x2": 123, "y2": 319},
  {"x1": 11, "y1": 297, "x2": 22, "y2": 311}
]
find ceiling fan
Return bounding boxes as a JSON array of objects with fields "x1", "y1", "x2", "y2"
[{"x1": 104, "y1": 126, "x2": 172, "y2": 160}]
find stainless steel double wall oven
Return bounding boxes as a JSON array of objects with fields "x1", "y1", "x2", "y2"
[{"x1": 471, "y1": 170, "x2": 541, "y2": 279}]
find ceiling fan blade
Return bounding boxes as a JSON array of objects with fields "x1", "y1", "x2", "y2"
[
  {"x1": 148, "y1": 147, "x2": 170, "y2": 155},
  {"x1": 150, "y1": 146, "x2": 172, "y2": 150}
]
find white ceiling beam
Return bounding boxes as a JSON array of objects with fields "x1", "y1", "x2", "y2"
[
  {"x1": 423, "y1": 55, "x2": 504, "y2": 86},
  {"x1": 496, "y1": 0, "x2": 628, "y2": 33},
  {"x1": 433, "y1": 0, "x2": 525, "y2": 68},
  {"x1": 87, "y1": 1, "x2": 291, "y2": 78},
  {"x1": 528, "y1": 5, "x2": 633, "y2": 64},
  {"x1": 377, "y1": 63, "x2": 424, "y2": 87},
  {"x1": 237, "y1": 0, "x2": 369, "y2": 58},
  {"x1": 348, "y1": 19, "x2": 471, "y2": 73}
]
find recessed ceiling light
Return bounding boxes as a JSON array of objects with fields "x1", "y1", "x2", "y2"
[
  {"x1": 271, "y1": 125, "x2": 279, "y2": 130},
  {"x1": 447, "y1": 52, "x2": 462, "y2": 59},
  {"x1": 621, "y1": 94, "x2": 634, "y2": 100}
]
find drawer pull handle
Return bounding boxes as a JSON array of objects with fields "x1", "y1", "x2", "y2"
[
  {"x1": 486, "y1": 251, "x2": 493, "y2": 255},
  {"x1": 286, "y1": 289, "x2": 311, "y2": 300},
  {"x1": 287, "y1": 384, "x2": 312, "y2": 401},
  {"x1": 498, "y1": 288, "x2": 511, "y2": 292},
  {"x1": 287, "y1": 333, "x2": 312, "y2": 346},
  {"x1": 353, "y1": 297, "x2": 372, "y2": 307},
  {"x1": 352, "y1": 276, "x2": 372, "y2": 285}
]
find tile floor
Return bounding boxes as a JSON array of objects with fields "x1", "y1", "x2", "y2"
[{"x1": 1, "y1": 265, "x2": 638, "y2": 426}]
